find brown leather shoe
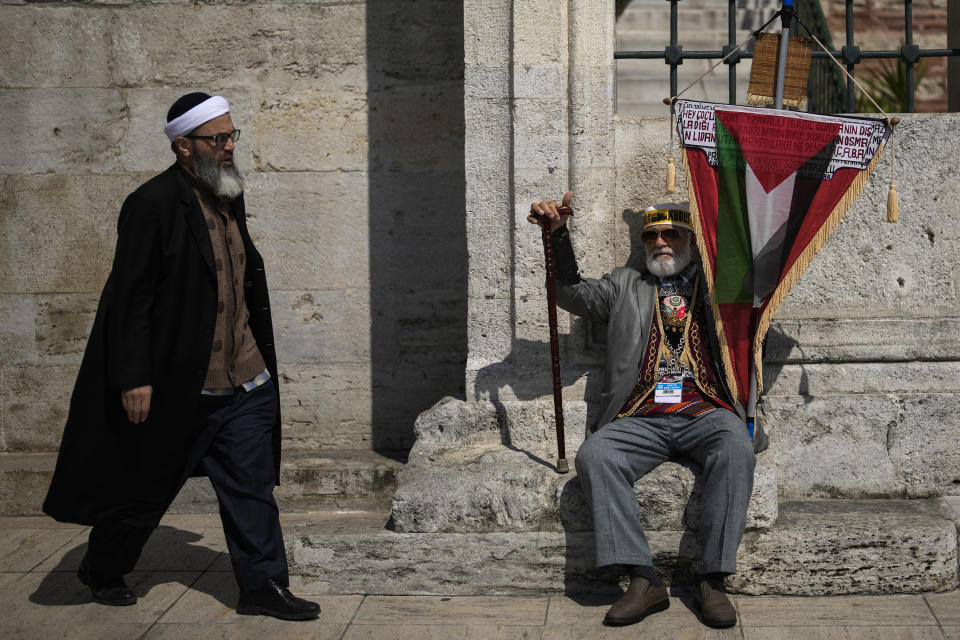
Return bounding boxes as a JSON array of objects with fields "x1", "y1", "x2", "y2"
[
  {"x1": 603, "y1": 576, "x2": 670, "y2": 626},
  {"x1": 692, "y1": 578, "x2": 737, "y2": 628}
]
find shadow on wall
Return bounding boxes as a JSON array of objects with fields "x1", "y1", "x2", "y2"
[{"x1": 367, "y1": 2, "x2": 467, "y2": 457}]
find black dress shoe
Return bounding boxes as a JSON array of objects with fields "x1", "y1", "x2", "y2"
[
  {"x1": 77, "y1": 556, "x2": 137, "y2": 606},
  {"x1": 237, "y1": 578, "x2": 321, "y2": 621}
]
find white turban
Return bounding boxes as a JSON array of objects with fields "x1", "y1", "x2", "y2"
[{"x1": 163, "y1": 96, "x2": 230, "y2": 142}]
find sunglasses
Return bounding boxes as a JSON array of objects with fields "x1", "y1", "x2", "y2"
[{"x1": 641, "y1": 227, "x2": 684, "y2": 242}]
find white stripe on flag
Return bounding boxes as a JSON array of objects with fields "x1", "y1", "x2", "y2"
[{"x1": 745, "y1": 163, "x2": 795, "y2": 307}]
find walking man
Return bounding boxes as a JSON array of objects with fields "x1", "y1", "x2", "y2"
[{"x1": 43, "y1": 93, "x2": 319, "y2": 621}]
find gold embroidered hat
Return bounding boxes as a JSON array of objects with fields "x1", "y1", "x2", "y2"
[{"x1": 643, "y1": 203, "x2": 692, "y2": 231}]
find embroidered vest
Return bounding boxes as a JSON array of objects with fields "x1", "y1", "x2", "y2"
[{"x1": 618, "y1": 274, "x2": 732, "y2": 417}]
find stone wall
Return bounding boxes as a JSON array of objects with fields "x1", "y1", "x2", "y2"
[{"x1": 0, "y1": 0, "x2": 466, "y2": 457}]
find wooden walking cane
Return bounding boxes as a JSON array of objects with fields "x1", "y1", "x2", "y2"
[{"x1": 535, "y1": 204, "x2": 574, "y2": 474}]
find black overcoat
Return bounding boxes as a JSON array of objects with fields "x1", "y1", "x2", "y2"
[{"x1": 43, "y1": 163, "x2": 281, "y2": 525}]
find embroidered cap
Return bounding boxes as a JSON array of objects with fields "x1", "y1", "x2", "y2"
[{"x1": 643, "y1": 203, "x2": 692, "y2": 231}]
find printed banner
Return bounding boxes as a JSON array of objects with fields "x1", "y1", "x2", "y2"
[{"x1": 675, "y1": 100, "x2": 891, "y2": 405}]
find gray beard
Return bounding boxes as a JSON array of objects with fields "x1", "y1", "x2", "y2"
[
  {"x1": 192, "y1": 152, "x2": 244, "y2": 201},
  {"x1": 645, "y1": 243, "x2": 693, "y2": 278}
]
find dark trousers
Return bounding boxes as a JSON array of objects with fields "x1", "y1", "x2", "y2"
[{"x1": 85, "y1": 379, "x2": 288, "y2": 592}]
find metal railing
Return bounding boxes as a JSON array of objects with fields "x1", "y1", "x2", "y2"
[{"x1": 614, "y1": 0, "x2": 960, "y2": 113}]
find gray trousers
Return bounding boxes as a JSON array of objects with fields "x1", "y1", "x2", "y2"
[{"x1": 575, "y1": 408, "x2": 755, "y2": 574}]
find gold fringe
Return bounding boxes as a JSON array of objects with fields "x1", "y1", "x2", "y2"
[
  {"x1": 683, "y1": 151, "x2": 742, "y2": 406},
  {"x1": 751, "y1": 140, "x2": 888, "y2": 392},
  {"x1": 887, "y1": 184, "x2": 898, "y2": 222},
  {"x1": 666, "y1": 157, "x2": 676, "y2": 193}
]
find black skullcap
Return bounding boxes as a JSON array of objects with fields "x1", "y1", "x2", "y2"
[{"x1": 167, "y1": 92, "x2": 213, "y2": 123}]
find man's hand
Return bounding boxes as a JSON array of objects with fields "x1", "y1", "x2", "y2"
[
  {"x1": 528, "y1": 190, "x2": 574, "y2": 232},
  {"x1": 121, "y1": 385, "x2": 152, "y2": 424}
]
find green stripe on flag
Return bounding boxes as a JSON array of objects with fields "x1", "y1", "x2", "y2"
[{"x1": 714, "y1": 118, "x2": 754, "y2": 304}]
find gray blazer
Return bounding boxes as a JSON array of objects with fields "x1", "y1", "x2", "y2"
[{"x1": 551, "y1": 227, "x2": 754, "y2": 440}]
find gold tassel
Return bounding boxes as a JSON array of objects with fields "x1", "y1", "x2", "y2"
[
  {"x1": 887, "y1": 183, "x2": 898, "y2": 222},
  {"x1": 666, "y1": 156, "x2": 676, "y2": 194}
]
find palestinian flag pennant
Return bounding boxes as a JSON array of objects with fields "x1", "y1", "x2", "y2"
[{"x1": 675, "y1": 99, "x2": 891, "y2": 406}]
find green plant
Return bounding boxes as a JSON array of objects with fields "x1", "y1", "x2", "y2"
[{"x1": 854, "y1": 58, "x2": 927, "y2": 113}]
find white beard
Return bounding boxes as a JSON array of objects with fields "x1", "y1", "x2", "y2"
[
  {"x1": 192, "y1": 152, "x2": 244, "y2": 201},
  {"x1": 645, "y1": 242, "x2": 693, "y2": 278}
]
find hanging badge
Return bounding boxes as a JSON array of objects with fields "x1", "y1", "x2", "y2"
[{"x1": 654, "y1": 374, "x2": 683, "y2": 403}]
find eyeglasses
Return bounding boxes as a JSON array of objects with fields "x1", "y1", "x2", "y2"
[
  {"x1": 185, "y1": 129, "x2": 241, "y2": 147},
  {"x1": 641, "y1": 227, "x2": 684, "y2": 242}
]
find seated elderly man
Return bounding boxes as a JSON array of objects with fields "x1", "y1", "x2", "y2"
[{"x1": 529, "y1": 193, "x2": 766, "y2": 629}]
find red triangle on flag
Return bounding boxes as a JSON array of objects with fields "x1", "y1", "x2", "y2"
[{"x1": 716, "y1": 109, "x2": 841, "y2": 193}]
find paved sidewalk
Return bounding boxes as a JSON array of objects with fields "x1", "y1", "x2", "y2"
[{"x1": 2, "y1": 514, "x2": 959, "y2": 639}]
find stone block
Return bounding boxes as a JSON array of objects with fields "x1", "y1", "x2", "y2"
[
  {"x1": 729, "y1": 500, "x2": 958, "y2": 595},
  {"x1": 512, "y1": 99, "x2": 568, "y2": 171},
  {"x1": 241, "y1": 170, "x2": 369, "y2": 291},
  {"x1": 0, "y1": 173, "x2": 145, "y2": 294},
  {"x1": 888, "y1": 393, "x2": 960, "y2": 496},
  {"x1": 365, "y1": 170, "x2": 468, "y2": 292},
  {"x1": 252, "y1": 86, "x2": 368, "y2": 173},
  {"x1": 765, "y1": 318, "x2": 960, "y2": 364},
  {"x1": 0, "y1": 89, "x2": 126, "y2": 174},
  {"x1": 272, "y1": 290, "x2": 370, "y2": 365},
  {"x1": 1, "y1": 364, "x2": 75, "y2": 453},
  {"x1": 0, "y1": 453, "x2": 56, "y2": 517},
  {"x1": 0, "y1": 7, "x2": 113, "y2": 88},
  {"x1": 464, "y1": 0, "x2": 511, "y2": 69},
  {"x1": 512, "y1": 0, "x2": 568, "y2": 67},
  {"x1": 289, "y1": 499, "x2": 958, "y2": 595},
  {"x1": 762, "y1": 394, "x2": 900, "y2": 498},
  {"x1": 277, "y1": 363, "x2": 373, "y2": 451},
  {"x1": 392, "y1": 397, "x2": 776, "y2": 533},
  {"x1": 763, "y1": 361, "x2": 960, "y2": 396},
  {"x1": 35, "y1": 294, "x2": 99, "y2": 367},
  {"x1": 464, "y1": 66, "x2": 510, "y2": 100},
  {"x1": 108, "y1": 4, "x2": 366, "y2": 88},
  {"x1": 365, "y1": 0, "x2": 464, "y2": 84},
  {"x1": 368, "y1": 82, "x2": 465, "y2": 173},
  {"x1": 570, "y1": 2, "x2": 615, "y2": 68},
  {"x1": 391, "y1": 440, "x2": 776, "y2": 534},
  {"x1": 0, "y1": 294, "x2": 36, "y2": 367}
]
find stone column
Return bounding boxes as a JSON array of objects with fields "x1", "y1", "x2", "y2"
[{"x1": 457, "y1": 0, "x2": 617, "y2": 453}]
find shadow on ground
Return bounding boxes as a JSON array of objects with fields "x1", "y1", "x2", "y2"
[{"x1": 29, "y1": 526, "x2": 233, "y2": 608}]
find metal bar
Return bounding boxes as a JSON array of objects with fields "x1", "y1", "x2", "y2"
[
  {"x1": 670, "y1": 0, "x2": 679, "y2": 98},
  {"x1": 846, "y1": 0, "x2": 855, "y2": 113},
  {"x1": 614, "y1": 49, "x2": 960, "y2": 61},
  {"x1": 906, "y1": 0, "x2": 915, "y2": 112},
  {"x1": 729, "y1": 0, "x2": 737, "y2": 104},
  {"x1": 775, "y1": 1, "x2": 794, "y2": 110}
]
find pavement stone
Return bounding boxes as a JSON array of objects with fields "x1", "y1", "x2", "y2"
[
  {"x1": 926, "y1": 589, "x2": 960, "y2": 625},
  {"x1": 353, "y1": 595, "x2": 549, "y2": 626},
  {"x1": 2, "y1": 515, "x2": 960, "y2": 639},
  {"x1": 736, "y1": 594, "x2": 939, "y2": 627}
]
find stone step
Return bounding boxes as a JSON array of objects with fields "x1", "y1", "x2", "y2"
[
  {"x1": 286, "y1": 499, "x2": 960, "y2": 596},
  {"x1": 172, "y1": 448, "x2": 407, "y2": 514},
  {"x1": 390, "y1": 444, "x2": 777, "y2": 533},
  {"x1": 0, "y1": 449, "x2": 406, "y2": 517}
]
